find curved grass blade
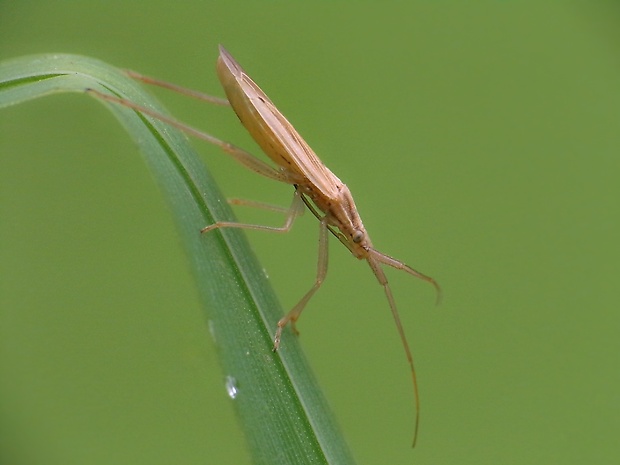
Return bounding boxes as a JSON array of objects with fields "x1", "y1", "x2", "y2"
[{"x1": 0, "y1": 53, "x2": 356, "y2": 465}]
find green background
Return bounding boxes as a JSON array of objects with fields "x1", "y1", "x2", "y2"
[{"x1": 1, "y1": 2, "x2": 618, "y2": 464}]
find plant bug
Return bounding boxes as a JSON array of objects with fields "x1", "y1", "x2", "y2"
[{"x1": 89, "y1": 45, "x2": 440, "y2": 446}]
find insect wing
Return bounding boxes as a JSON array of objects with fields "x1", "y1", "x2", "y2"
[{"x1": 217, "y1": 46, "x2": 342, "y2": 200}]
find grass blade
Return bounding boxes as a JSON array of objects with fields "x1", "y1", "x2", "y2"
[{"x1": 0, "y1": 53, "x2": 356, "y2": 465}]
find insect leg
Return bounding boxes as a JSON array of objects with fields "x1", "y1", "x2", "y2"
[
  {"x1": 124, "y1": 69, "x2": 230, "y2": 107},
  {"x1": 273, "y1": 216, "x2": 329, "y2": 351},
  {"x1": 86, "y1": 89, "x2": 289, "y2": 183},
  {"x1": 200, "y1": 190, "x2": 304, "y2": 234},
  {"x1": 227, "y1": 198, "x2": 292, "y2": 214}
]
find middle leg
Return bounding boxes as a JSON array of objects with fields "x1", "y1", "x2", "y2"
[{"x1": 273, "y1": 216, "x2": 330, "y2": 350}]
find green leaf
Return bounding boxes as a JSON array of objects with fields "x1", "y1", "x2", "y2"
[{"x1": 0, "y1": 53, "x2": 356, "y2": 465}]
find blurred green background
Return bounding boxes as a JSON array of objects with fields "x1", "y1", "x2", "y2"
[{"x1": 1, "y1": 2, "x2": 618, "y2": 464}]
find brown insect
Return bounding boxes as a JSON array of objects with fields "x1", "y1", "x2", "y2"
[{"x1": 89, "y1": 45, "x2": 440, "y2": 446}]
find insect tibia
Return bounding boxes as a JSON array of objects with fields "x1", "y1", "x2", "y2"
[{"x1": 124, "y1": 69, "x2": 231, "y2": 106}]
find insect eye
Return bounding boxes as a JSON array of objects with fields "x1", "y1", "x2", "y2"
[{"x1": 352, "y1": 230, "x2": 364, "y2": 243}]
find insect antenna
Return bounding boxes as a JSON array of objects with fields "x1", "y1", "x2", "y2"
[
  {"x1": 365, "y1": 256, "x2": 422, "y2": 447},
  {"x1": 369, "y1": 248, "x2": 442, "y2": 305}
]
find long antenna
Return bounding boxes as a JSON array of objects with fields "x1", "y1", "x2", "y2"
[
  {"x1": 366, "y1": 254, "x2": 421, "y2": 447},
  {"x1": 384, "y1": 279, "x2": 421, "y2": 447}
]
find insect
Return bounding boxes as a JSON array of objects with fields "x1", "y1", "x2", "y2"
[{"x1": 89, "y1": 45, "x2": 440, "y2": 445}]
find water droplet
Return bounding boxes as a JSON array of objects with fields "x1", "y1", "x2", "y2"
[{"x1": 225, "y1": 376, "x2": 238, "y2": 399}]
